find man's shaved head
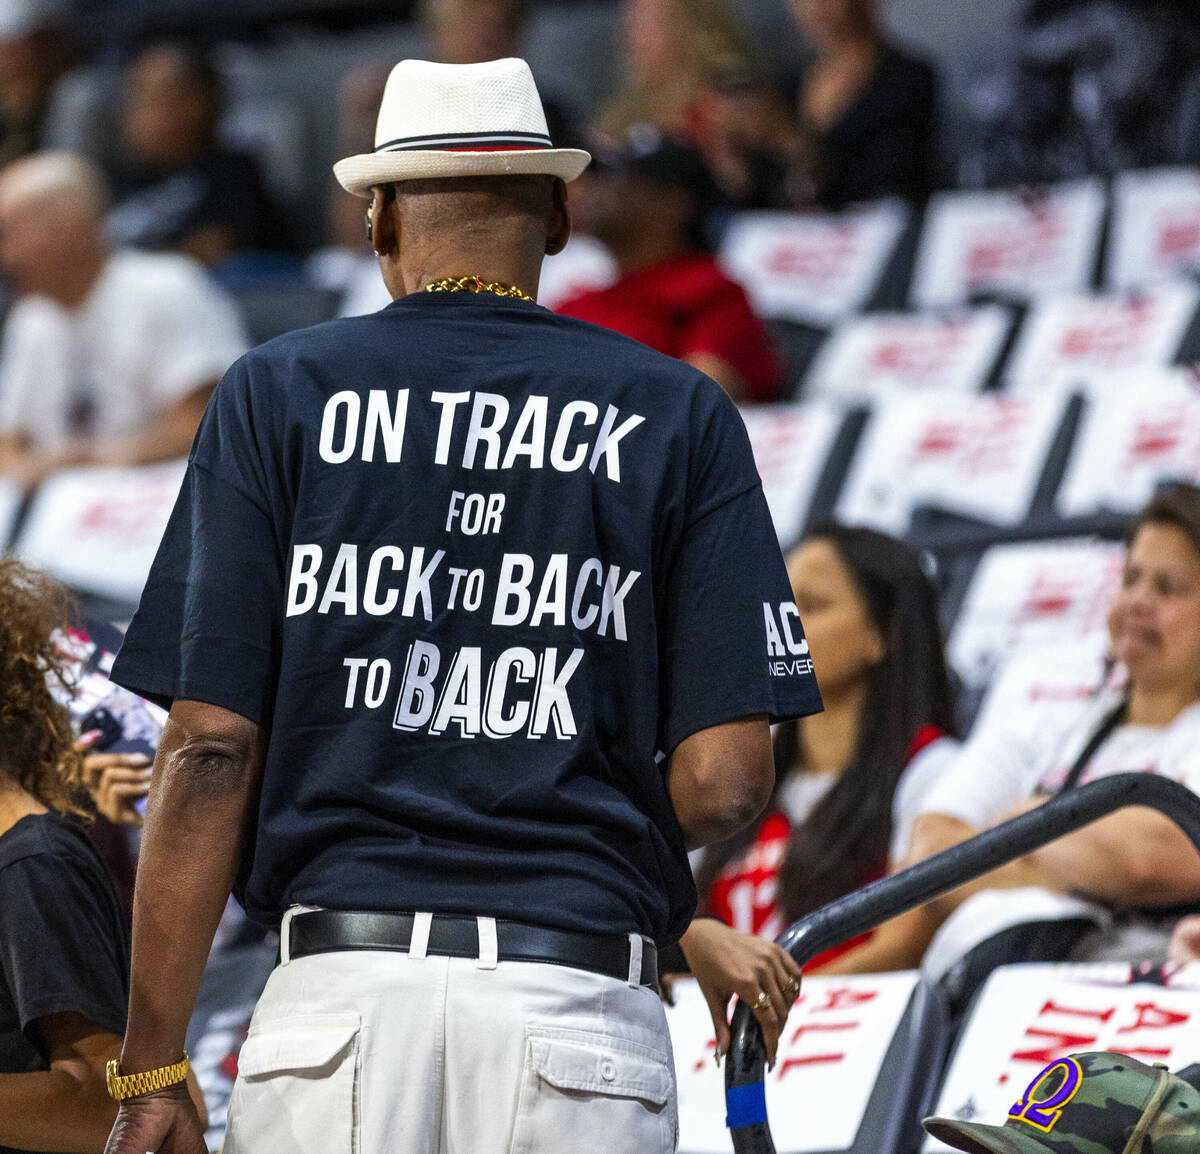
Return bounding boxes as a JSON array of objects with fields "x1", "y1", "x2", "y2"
[
  {"x1": 0, "y1": 149, "x2": 108, "y2": 220},
  {"x1": 369, "y1": 172, "x2": 570, "y2": 300},
  {"x1": 390, "y1": 174, "x2": 555, "y2": 241},
  {"x1": 0, "y1": 151, "x2": 110, "y2": 304}
]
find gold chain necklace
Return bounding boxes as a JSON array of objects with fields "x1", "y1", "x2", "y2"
[{"x1": 424, "y1": 275, "x2": 534, "y2": 302}]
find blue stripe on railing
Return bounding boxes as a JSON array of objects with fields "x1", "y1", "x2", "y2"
[{"x1": 725, "y1": 1081, "x2": 768, "y2": 1129}]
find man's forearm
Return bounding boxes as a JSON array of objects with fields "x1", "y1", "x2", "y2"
[
  {"x1": 0, "y1": 1068, "x2": 117, "y2": 1152},
  {"x1": 119, "y1": 702, "x2": 265, "y2": 1073}
]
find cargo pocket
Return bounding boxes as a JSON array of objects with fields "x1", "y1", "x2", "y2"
[
  {"x1": 223, "y1": 1013, "x2": 361, "y2": 1154},
  {"x1": 509, "y1": 1026, "x2": 675, "y2": 1154}
]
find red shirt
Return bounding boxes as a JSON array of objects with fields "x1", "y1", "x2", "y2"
[
  {"x1": 708, "y1": 725, "x2": 949, "y2": 968},
  {"x1": 556, "y1": 253, "x2": 782, "y2": 402}
]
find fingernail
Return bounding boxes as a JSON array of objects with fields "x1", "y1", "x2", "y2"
[
  {"x1": 79, "y1": 730, "x2": 101, "y2": 745},
  {"x1": 714, "y1": 1048, "x2": 723, "y2": 1068},
  {"x1": 132, "y1": 755, "x2": 151, "y2": 765}
]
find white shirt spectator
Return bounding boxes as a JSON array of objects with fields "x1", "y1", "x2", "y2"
[
  {"x1": 778, "y1": 731, "x2": 960, "y2": 862},
  {"x1": 890, "y1": 733, "x2": 962, "y2": 859},
  {"x1": 920, "y1": 681, "x2": 1200, "y2": 830},
  {"x1": 0, "y1": 250, "x2": 247, "y2": 450}
]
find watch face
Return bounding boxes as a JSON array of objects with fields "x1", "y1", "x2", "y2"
[{"x1": 105, "y1": 1058, "x2": 121, "y2": 1099}]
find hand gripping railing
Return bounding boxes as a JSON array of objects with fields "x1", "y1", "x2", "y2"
[{"x1": 724, "y1": 773, "x2": 1200, "y2": 1153}]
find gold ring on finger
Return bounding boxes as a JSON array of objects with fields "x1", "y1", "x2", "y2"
[{"x1": 753, "y1": 991, "x2": 771, "y2": 1011}]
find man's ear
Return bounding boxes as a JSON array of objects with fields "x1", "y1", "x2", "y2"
[
  {"x1": 545, "y1": 177, "x2": 571, "y2": 256},
  {"x1": 370, "y1": 185, "x2": 399, "y2": 258}
]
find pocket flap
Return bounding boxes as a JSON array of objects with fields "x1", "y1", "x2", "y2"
[
  {"x1": 530, "y1": 1035, "x2": 671, "y2": 1106},
  {"x1": 237, "y1": 1013, "x2": 360, "y2": 1078}
]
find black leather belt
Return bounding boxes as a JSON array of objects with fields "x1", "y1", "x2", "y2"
[{"x1": 286, "y1": 910, "x2": 659, "y2": 987}]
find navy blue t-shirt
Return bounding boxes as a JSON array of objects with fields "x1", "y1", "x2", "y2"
[{"x1": 111, "y1": 292, "x2": 821, "y2": 944}]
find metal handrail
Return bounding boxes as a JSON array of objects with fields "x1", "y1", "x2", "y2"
[{"x1": 724, "y1": 773, "x2": 1200, "y2": 1153}]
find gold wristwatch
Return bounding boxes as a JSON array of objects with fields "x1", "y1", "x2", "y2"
[{"x1": 105, "y1": 1053, "x2": 190, "y2": 1101}]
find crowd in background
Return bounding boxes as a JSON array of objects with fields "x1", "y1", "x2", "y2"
[
  {"x1": 0, "y1": 0, "x2": 1199, "y2": 474},
  {"x1": 6, "y1": 0, "x2": 1200, "y2": 1147}
]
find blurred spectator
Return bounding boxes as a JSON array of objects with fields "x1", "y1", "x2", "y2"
[
  {"x1": 556, "y1": 128, "x2": 781, "y2": 402},
  {"x1": 594, "y1": 0, "x2": 766, "y2": 180},
  {"x1": 788, "y1": 0, "x2": 936, "y2": 208},
  {"x1": 106, "y1": 38, "x2": 285, "y2": 267},
  {"x1": 0, "y1": 151, "x2": 247, "y2": 489},
  {"x1": 958, "y1": 0, "x2": 1198, "y2": 187},
  {"x1": 675, "y1": 525, "x2": 959, "y2": 1058},
  {"x1": 827, "y1": 486, "x2": 1200, "y2": 975},
  {"x1": 0, "y1": 558, "x2": 128, "y2": 1151},
  {"x1": 0, "y1": 0, "x2": 73, "y2": 168}
]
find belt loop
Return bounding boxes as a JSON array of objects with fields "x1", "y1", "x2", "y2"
[
  {"x1": 627, "y1": 932, "x2": 644, "y2": 987},
  {"x1": 409, "y1": 912, "x2": 433, "y2": 960},
  {"x1": 476, "y1": 916, "x2": 498, "y2": 969},
  {"x1": 279, "y1": 905, "x2": 301, "y2": 965}
]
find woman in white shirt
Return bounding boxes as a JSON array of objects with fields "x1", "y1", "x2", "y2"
[{"x1": 826, "y1": 485, "x2": 1200, "y2": 975}]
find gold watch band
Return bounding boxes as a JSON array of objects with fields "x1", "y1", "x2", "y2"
[{"x1": 106, "y1": 1053, "x2": 190, "y2": 1101}]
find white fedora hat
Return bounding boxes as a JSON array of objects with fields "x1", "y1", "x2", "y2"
[{"x1": 333, "y1": 57, "x2": 591, "y2": 197}]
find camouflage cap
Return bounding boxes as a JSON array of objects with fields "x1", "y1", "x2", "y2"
[{"x1": 923, "y1": 1052, "x2": 1200, "y2": 1154}]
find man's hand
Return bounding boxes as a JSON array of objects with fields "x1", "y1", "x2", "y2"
[{"x1": 105, "y1": 1085, "x2": 207, "y2": 1154}]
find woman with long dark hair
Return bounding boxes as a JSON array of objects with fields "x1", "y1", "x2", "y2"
[{"x1": 678, "y1": 523, "x2": 958, "y2": 1059}]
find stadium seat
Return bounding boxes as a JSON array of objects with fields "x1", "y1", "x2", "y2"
[
  {"x1": 910, "y1": 179, "x2": 1107, "y2": 310},
  {"x1": 926, "y1": 891, "x2": 1109, "y2": 1015},
  {"x1": 1056, "y1": 371, "x2": 1200, "y2": 517},
  {"x1": 833, "y1": 391, "x2": 1073, "y2": 538},
  {"x1": 1002, "y1": 282, "x2": 1200, "y2": 394},
  {"x1": 718, "y1": 202, "x2": 911, "y2": 329},
  {"x1": 801, "y1": 306, "x2": 1015, "y2": 404},
  {"x1": 1106, "y1": 168, "x2": 1200, "y2": 290},
  {"x1": 945, "y1": 541, "x2": 1122, "y2": 692},
  {"x1": 11, "y1": 461, "x2": 187, "y2": 609},
  {"x1": 739, "y1": 402, "x2": 866, "y2": 546},
  {"x1": 668, "y1": 972, "x2": 953, "y2": 1154}
]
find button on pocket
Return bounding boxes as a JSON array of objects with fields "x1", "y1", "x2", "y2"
[
  {"x1": 223, "y1": 1013, "x2": 361, "y2": 1154},
  {"x1": 509, "y1": 1027, "x2": 675, "y2": 1153}
]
